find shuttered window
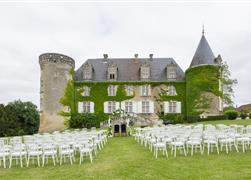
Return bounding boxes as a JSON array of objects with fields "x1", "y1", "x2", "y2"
[
  {"x1": 142, "y1": 101, "x2": 150, "y2": 113},
  {"x1": 125, "y1": 101, "x2": 133, "y2": 113}
]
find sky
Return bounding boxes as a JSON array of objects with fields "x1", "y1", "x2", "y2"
[{"x1": 0, "y1": 1, "x2": 250, "y2": 109}]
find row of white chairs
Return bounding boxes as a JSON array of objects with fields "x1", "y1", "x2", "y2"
[
  {"x1": 0, "y1": 129, "x2": 107, "y2": 168},
  {"x1": 134, "y1": 124, "x2": 251, "y2": 159}
]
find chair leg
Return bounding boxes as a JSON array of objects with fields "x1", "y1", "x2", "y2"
[
  {"x1": 70, "y1": 154, "x2": 73, "y2": 165},
  {"x1": 20, "y1": 156, "x2": 23, "y2": 168},
  {"x1": 89, "y1": 152, "x2": 93, "y2": 163},
  {"x1": 165, "y1": 148, "x2": 168, "y2": 158},
  {"x1": 208, "y1": 144, "x2": 210, "y2": 155},
  {"x1": 60, "y1": 155, "x2": 62, "y2": 165},
  {"x1": 52, "y1": 155, "x2": 56, "y2": 166},
  {"x1": 9, "y1": 156, "x2": 12, "y2": 168},
  {"x1": 37, "y1": 155, "x2": 40, "y2": 167},
  {"x1": 42, "y1": 155, "x2": 45, "y2": 167},
  {"x1": 79, "y1": 154, "x2": 82, "y2": 165},
  {"x1": 27, "y1": 156, "x2": 30, "y2": 167},
  {"x1": 3, "y1": 157, "x2": 6, "y2": 168},
  {"x1": 183, "y1": 146, "x2": 187, "y2": 156}
]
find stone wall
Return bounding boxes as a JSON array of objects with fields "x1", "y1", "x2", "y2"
[{"x1": 39, "y1": 53, "x2": 75, "y2": 132}]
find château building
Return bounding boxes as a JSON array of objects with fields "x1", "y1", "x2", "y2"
[{"x1": 39, "y1": 32, "x2": 223, "y2": 132}]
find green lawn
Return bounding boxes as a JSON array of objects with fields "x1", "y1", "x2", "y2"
[
  {"x1": 193, "y1": 119, "x2": 251, "y2": 126},
  {"x1": 1, "y1": 120, "x2": 251, "y2": 180}
]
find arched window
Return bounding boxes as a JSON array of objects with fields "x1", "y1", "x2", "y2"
[{"x1": 168, "y1": 85, "x2": 176, "y2": 96}]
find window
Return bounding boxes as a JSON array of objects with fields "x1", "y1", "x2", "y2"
[
  {"x1": 83, "y1": 71, "x2": 89, "y2": 79},
  {"x1": 168, "y1": 68, "x2": 177, "y2": 79},
  {"x1": 109, "y1": 74, "x2": 115, "y2": 79},
  {"x1": 140, "y1": 64, "x2": 150, "y2": 79},
  {"x1": 108, "y1": 85, "x2": 117, "y2": 96},
  {"x1": 141, "y1": 68, "x2": 149, "y2": 78},
  {"x1": 108, "y1": 101, "x2": 116, "y2": 113},
  {"x1": 168, "y1": 86, "x2": 176, "y2": 96},
  {"x1": 169, "y1": 101, "x2": 177, "y2": 113},
  {"x1": 125, "y1": 85, "x2": 134, "y2": 96},
  {"x1": 83, "y1": 101, "x2": 91, "y2": 113},
  {"x1": 125, "y1": 101, "x2": 133, "y2": 113},
  {"x1": 82, "y1": 86, "x2": 90, "y2": 96},
  {"x1": 142, "y1": 101, "x2": 150, "y2": 113},
  {"x1": 141, "y1": 85, "x2": 150, "y2": 96}
]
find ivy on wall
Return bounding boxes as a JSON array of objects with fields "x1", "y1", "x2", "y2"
[
  {"x1": 154, "y1": 82, "x2": 186, "y2": 115},
  {"x1": 75, "y1": 81, "x2": 186, "y2": 117},
  {"x1": 59, "y1": 65, "x2": 221, "y2": 122},
  {"x1": 59, "y1": 68, "x2": 75, "y2": 117},
  {"x1": 185, "y1": 65, "x2": 222, "y2": 115},
  {"x1": 76, "y1": 82, "x2": 133, "y2": 113}
]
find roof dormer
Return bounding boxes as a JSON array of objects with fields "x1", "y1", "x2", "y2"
[
  {"x1": 107, "y1": 63, "x2": 118, "y2": 81},
  {"x1": 166, "y1": 62, "x2": 177, "y2": 80},
  {"x1": 140, "y1": 62, "x2": 150, "y2": 80},
  {"x1": 82, "y1": 62, "x2": 93, "y2": 80}
]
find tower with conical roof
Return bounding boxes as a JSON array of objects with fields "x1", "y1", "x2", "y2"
[
  {"x1": 186, "y1": 29, "x2": 222, "y2": 117},
  {"x1": 190, "y1": 31, "x2": 216, "y2": 67}
]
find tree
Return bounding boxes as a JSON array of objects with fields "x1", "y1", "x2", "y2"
[
  {"x1": 0, "y1": 100, "x2": 39, "y2": 137},
  {"x1": 220, "y1": 61, "x2": 238, "y2": 106}
]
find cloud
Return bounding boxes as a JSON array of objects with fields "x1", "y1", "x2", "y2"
[{"x1": 0, "y1": 3, "x2": 250, "y2": 107}]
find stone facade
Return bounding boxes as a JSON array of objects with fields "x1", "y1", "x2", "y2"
[{"x1": 39, "y1": 53, "x2": 75, "y2": 132}]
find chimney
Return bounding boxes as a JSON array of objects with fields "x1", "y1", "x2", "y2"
[
  {"x1": 103, "y1": 54, "x2": 108, "y2": 59},
  {"x1": 134, "y1": 54, "x2": 138, "y2": 58},
  {"x1": 149, "y1": 54, "x2": 153, "y2": 59}
]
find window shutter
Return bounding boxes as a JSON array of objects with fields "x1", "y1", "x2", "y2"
[
  {"x1": 149, "y1": 101, "x2": 154, "y2": 113},
  {"x1": 177, "y1": 101, "x2": 181, "y2": 113},
  {"x1": 132, "y1": 101, "x2": 138, "y2": 113},
  {"x1": 115, "y1": 85, "x2": 118, "y2": 96},
  {"x1": 140, "y1": 86, "x2": 143, "y2": 96},
  {"x1": 78, "y1": 102, "x2": 83, "y2": 113},
  {"x1": 164, "y1": 101, "x2": 169, "y2": 113},
  {"x1": 116, "y1": 102, "x2": 120, "y2": 110},
  {"x1": 148, "y1": 85, "x2": 151, "y2": 96},
  {"x1": 121, "y1": 101, "x2": 125, "y2": 111},
  {"x1": 104, "y1": 102, "x2": 108, "y2": 113},
  {"x1": 137, "y1": 101, "x2": 142, "y2": 113},
  {"x1": 90, "y1": 102, "x2": 94, "y2": 113}
]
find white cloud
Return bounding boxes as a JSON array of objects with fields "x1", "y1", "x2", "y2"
[{"x1": 0, "y1": 2, "x2": 250, "y2": 107}]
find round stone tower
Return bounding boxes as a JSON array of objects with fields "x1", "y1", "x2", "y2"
[
  {"x1": 39, "y1": 53, "x2": 75, "y2": 132},
  {"x1": 186, "y1": 33, "x2": 222, "y2": 117}
]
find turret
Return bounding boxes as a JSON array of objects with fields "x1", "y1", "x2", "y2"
[
  {"x1": 186, "y1": 30, "x2": 221, "y2": 117},
  {"x1": 39, "y1": 53, "x2": 75, "y2": 132}
]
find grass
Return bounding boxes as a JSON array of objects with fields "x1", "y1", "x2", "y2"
[
  {"x1": 1, "y1": 119, "x2": 251, "y2": 180},
  {"x1": 193, "y1": 119, "x2": 251, "y2": 126}
]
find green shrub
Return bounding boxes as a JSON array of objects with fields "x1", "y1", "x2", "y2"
[
  {"x1": 203, "y1": 115, "x2": 227, "y2": 121},
  {"x1": 224, "y1": 110, "x2": 238, "y2": 120},
  {"x1": 0, "y1": 100, "x2": 39, "y2": 137},
  {"x1": 186, "y1": 115, "x2": 201, "y2": 123},
  {"x1": 69, "y1": 113, "x2": 101, "y2": 129},
  {"x1": 249, "y1": 113, "x2": 251, "y2": 119},
  {"x1": 161, "y1": 113, "x2": 184, "y2": 124},
  {"x1": 240, "y1": 109, "x2": 248, "y2": 119}
]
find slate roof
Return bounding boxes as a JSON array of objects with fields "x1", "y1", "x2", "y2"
[
  {"x1": 190, "y1": 34, "x2": 216, "y2": 67},
  {"x1": 75, "y1": 57, "x2": 185, "y2": 82}
]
